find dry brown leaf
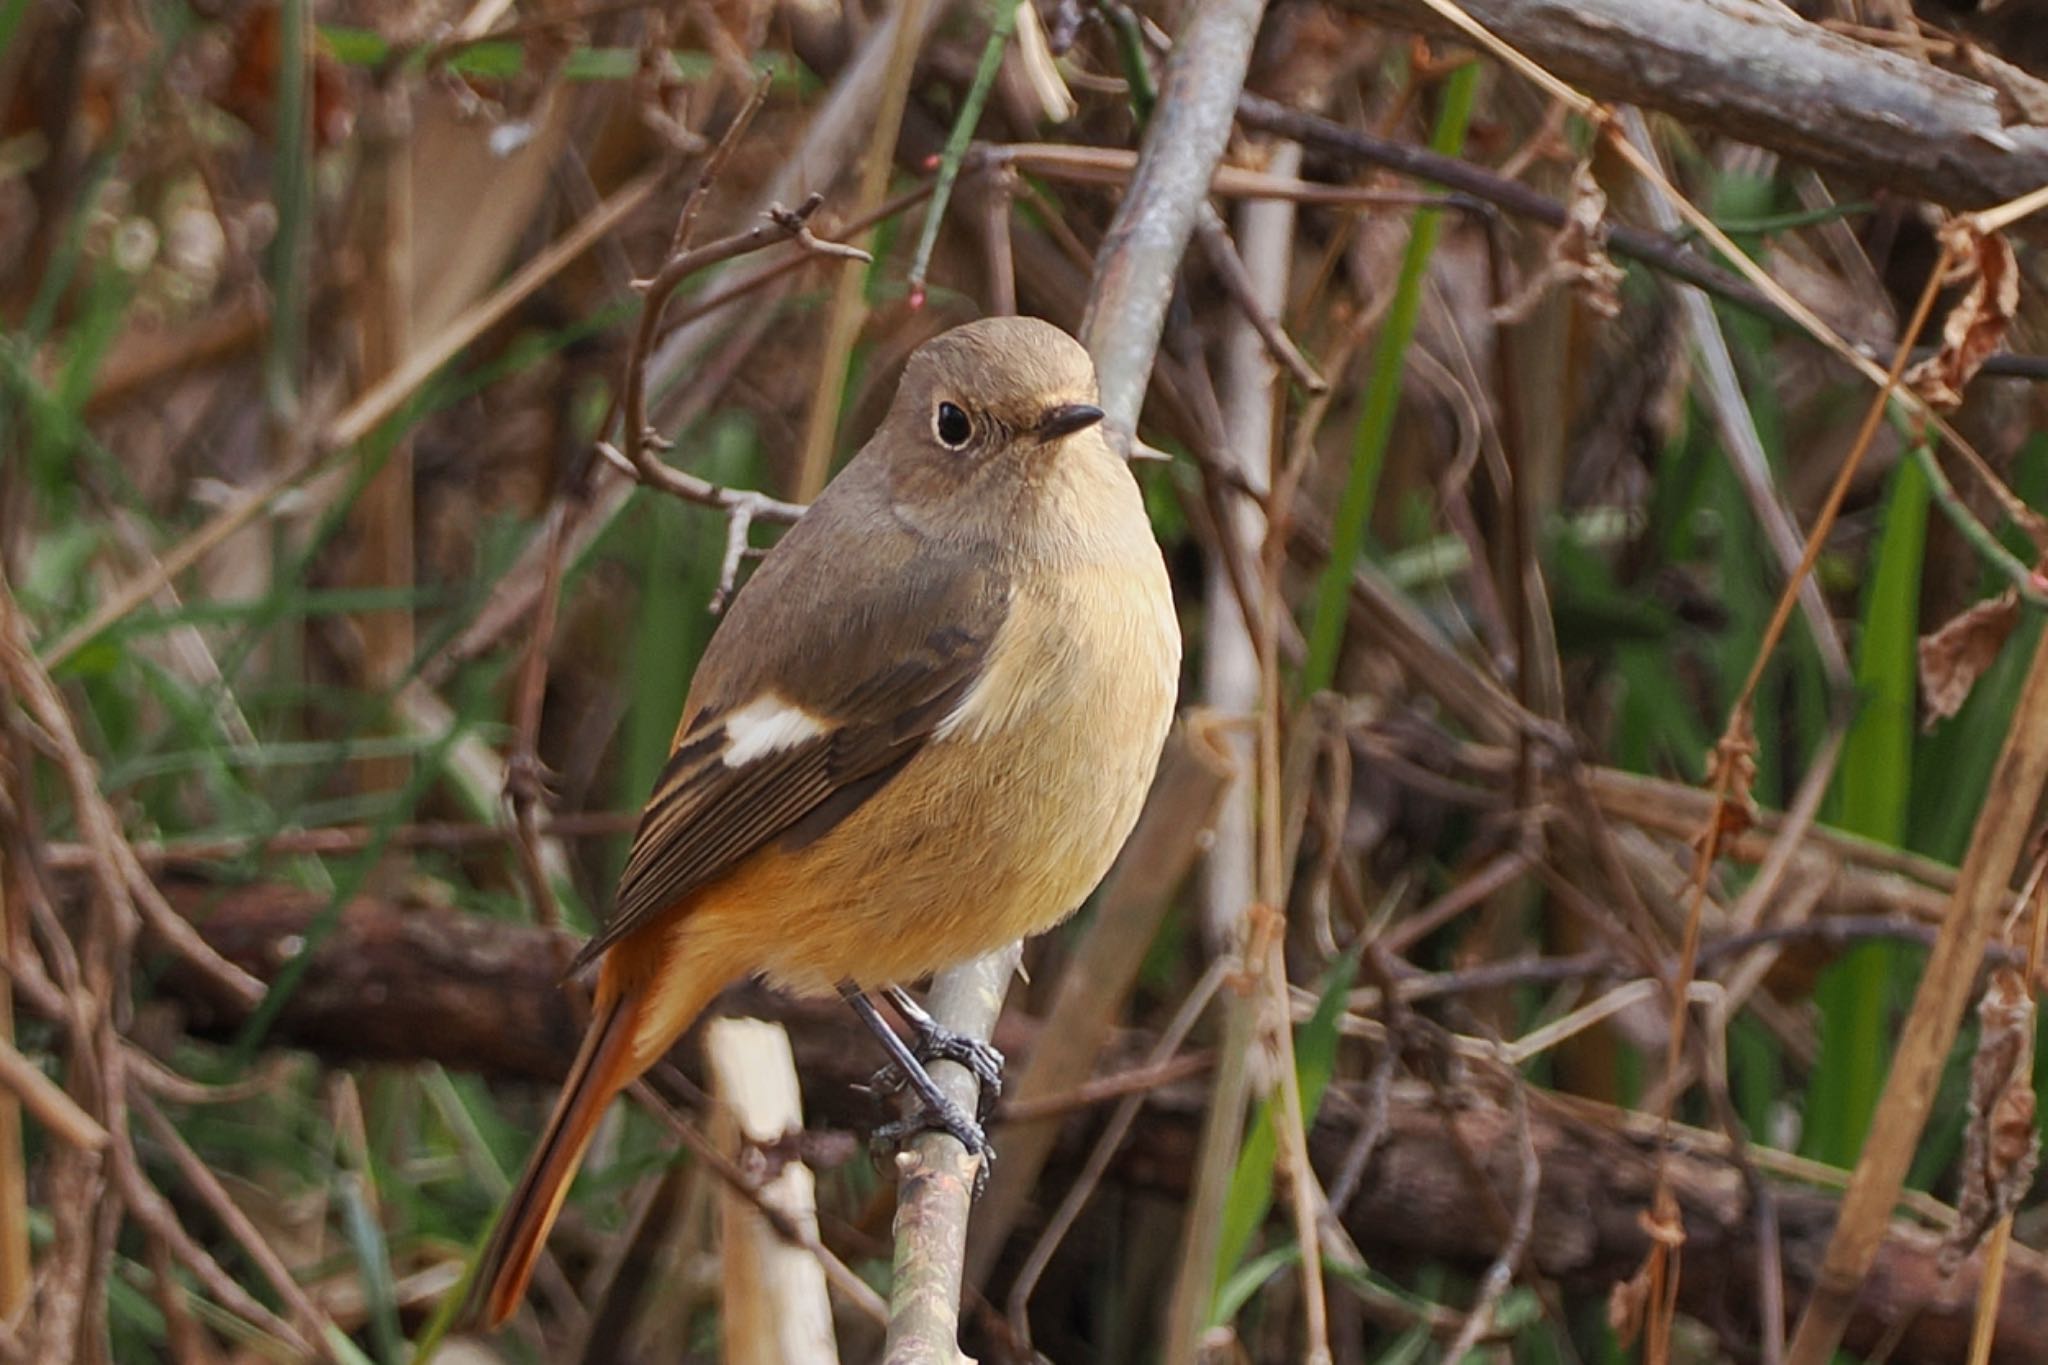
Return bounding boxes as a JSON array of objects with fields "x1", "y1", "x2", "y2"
[
  {"x1": 1919, "y1": 588, "x2": 2022, "y2": 728},
  {"x1": 1606, "y1": 1264, "x2": 1650, "y2": 1347},
  {"x1": 1609, "y1": 1196, "x2": 1685, "y2": 1348},
  {"x1": 1694, "y1": 723, "x2": 1759, "y2": 850},
  {"x1": 1903, "y1": 218, "x2": 2019, "y2": 409},
  {"x1": 1493, "y1": 165, "x2": 1625, "y2": 324},
  {"x1": 634, "y1": 13, "x2": 709, "y2": 154},
  {"x1": 1942, "y1": 966, "x2": 2040, "y2": 1272}
]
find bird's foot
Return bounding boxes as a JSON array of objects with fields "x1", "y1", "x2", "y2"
[
  {"x1": 842, "y1": 983, "x2": 998, "y2": 1194},
  {"x1": 872, "y1": 1094, "x2": 989, "y2": 1156},
  {"x1": 883, "y1": 986, "x2": 1005, "y2": 1121},
  {"x1": 870, "y1": 1092, "x2": 994, "y2": 1195}
]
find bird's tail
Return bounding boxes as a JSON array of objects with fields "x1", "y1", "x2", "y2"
[
  {"x1": 459, "y1": 985, "x2": 639, "y2": 1330},
  {"x1": 456, "y1": 933, "x2": 737, "y2": 1326}
]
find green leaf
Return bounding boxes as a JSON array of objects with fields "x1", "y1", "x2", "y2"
[
  {"x1": 1806, "y1": 454, "x2": 1927, "y2": 1165},
  {"x1": 1302, "y1": 62, "x2": 1480, "y2": 693}
]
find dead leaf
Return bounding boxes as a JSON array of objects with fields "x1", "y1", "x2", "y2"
[
  {"x1": 1942, "y1": 966, "x2": 2040, "y2": 1273},
  {"x1": 213, "y1": 4, "x2": 354, "y2": 150},
  {"x1": 1694, "y1": 722, "x2": 1758, "y2": 850},
  {"x1": 1610, "y1": 1195, "x2": 1685, "y2": 1348},
  {"x1": 1493, "y1": 165, "x2": 1626, "y2": 324},
  {"x1": 1607, "y1": 1270, "x2": 1650, "y2": 1348},
  {"x1": 1919, "y1": 588, "x2": 2022, "y2": 727},
  {"x1": 1904, "y1": 219, "x2": 2019, "y2": 410},
  {"x1": 634, "y1": 13, "x2": 708, "y2": 155}
]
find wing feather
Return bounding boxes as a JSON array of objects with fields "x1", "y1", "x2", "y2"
[{"x1": 566, "y1": 595, "x2": 993, "y2": 973}]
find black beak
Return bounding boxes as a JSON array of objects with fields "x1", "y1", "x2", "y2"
[{"x1": 1035, "y1": 403, "x2": 1105, "y2": 442}]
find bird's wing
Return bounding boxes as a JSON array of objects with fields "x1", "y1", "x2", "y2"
[{"x1": 568, "y1": 546, "x2": 1002, "y2": 973}]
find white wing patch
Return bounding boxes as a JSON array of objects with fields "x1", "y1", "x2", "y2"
[{"x1": 721, "y1": 694, "x2": 829, "y2": 767}]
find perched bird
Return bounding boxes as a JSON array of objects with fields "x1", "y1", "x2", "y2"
[{"x1": 460, "y1": 315, "x2": 1181, "y2": 1329}]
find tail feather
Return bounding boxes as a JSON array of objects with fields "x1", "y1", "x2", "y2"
[{"x1": 459, "y1": 990, "x2": 641, "y2": 1330}]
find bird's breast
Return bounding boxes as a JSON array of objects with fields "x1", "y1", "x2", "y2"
[{"x1": 733, "y1": 542, "x2": 1179, "y2": 993}]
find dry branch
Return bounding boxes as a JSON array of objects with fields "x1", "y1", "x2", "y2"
[
  {"x1": 1342, "y1": 0, "x2": 2048, "y2": 212},
  {"x1": 706, "y1": 1018, "x2": 839, "y2": 1365},
  {"x1": 119, "y1": 883, "x2": 2048, "y2": 1365},
  {"x1": 884, "y1": 947, "x2": 1016, "y2": 1364},
  {"x1": 1234, "y1": 94, "x2": 2048, "y2": 382},
  {"x1": 1305, "y1": 1084, "x2": 2048, "y2": 1365},
  {"x1": 132, "y1": 883, "x2": 2012, "y2": 1085}
]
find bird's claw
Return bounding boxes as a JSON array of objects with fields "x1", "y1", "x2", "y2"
[
  {"x1": 917, "y1": 1030, "x2": 1005, "y2": 1100},
  {"x1": 871, "y1": 1095, "x2": 994, "y2": 1195},
  {"x1": 884, "y1": 990, "x2": 1005, "y2": 1121}
]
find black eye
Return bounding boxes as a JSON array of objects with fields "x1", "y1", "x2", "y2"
[{"x1": 934, "y1": 401, "x2": 972, "y2": 449}]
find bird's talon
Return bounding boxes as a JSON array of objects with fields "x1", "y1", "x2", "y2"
[
  {"x1": 919, "y1": 1032, "x2": 1005, "y2": 1098},
  {"x1": 864, "y1": 1063, "x2": 910, "y2": 1098},
  {"x1": 871, "y1": 1096, "x2": 995, "y2": 1195}
]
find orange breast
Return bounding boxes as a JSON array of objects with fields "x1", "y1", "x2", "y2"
[{"x1": 652, "y1": 548, "x2": 1178, "y2": 998}]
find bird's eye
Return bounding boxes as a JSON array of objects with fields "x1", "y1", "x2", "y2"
[{"x1": 934, "y1": 401, "x2": 973, "y2": 449}]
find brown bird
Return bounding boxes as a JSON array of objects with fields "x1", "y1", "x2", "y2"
[{"x1": 460, "y1": 315, "x2": 1180, "y2": 1329}]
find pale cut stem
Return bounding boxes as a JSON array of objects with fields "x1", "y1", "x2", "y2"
[{"x1": 707, "y1": 1018, "x2": 839, "y2": 1365}]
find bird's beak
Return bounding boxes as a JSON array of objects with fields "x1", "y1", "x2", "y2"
[{"x1": 1035, "y1": 403, "x2": 1106, "y2": 442}]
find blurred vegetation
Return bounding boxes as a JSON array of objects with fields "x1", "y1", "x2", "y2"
[{"x1": 5, "y1": 0, "x2": 2048, "y2": 1363}]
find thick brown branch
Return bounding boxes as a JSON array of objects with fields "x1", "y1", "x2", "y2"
[
  {"x1": 1339, "y1": 0, "x2": 2048, "y2": 213},
  {"x1": 1235, "y1": 94, "x2": 2048, "y2": 382},
  {"x1": 129, "y1": 884, "x2": 2048, "y2": 1362},
  {"x1": 1257, "y1": 1082, "x2": 2048, "y2": 1365}
]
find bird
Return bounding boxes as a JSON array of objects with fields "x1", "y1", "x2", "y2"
[{"x1": 459, "y1": 314, "x2": 1181, "y2": 1329}]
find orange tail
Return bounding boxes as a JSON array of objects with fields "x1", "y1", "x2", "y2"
[
  {"x1": 460, "y1": 985, "x2": 643, "y2": 1330},
  {"x1": 458, "y1": 921, "x2": 742, "y2": 1331}
]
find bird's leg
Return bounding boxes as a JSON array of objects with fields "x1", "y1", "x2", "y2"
[
  {"x1": 840, "y1": 985, "x2": 991, "y2": 1166},
  {"x1": 882, "y1": 984, "x2": 1005, "y2": 1112}
]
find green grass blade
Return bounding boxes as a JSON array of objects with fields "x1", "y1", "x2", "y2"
[
  {"x1": 267, "y1": 0, "x2": 312, "y2": 417},
  {"x1": 906, "y1": 0, "x2": 1020, "y2": 299},
  {"x1": 1210, "y1": 950, "x2": 1359, "y2": 1316},
  {"x1": 1806, "y1": 454, "x2": 1927, "y2": 1165},
  {"x1": 1302, "y1": 63, "x2": 1479, "y2": 694},
  {"x1": 336, "y1": 1173, "x2": 404, "y2": 1365}
]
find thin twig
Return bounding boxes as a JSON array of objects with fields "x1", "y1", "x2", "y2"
[
  {"x1": 1231, "y1": 92, "x2": 2048, "y2": 383},
  {"x1": 112, "y1": 1139, "x2": 312, "y2": 1357},
  {"x1": 131, "y1": 1088, "x2": 343, "y2": 1354},
  {"x1": 1194, "y1": 205, "x2": 1327, "y2": 393},
  {"x1": 993, "y1": 1050, "x2": 1212, "y2": 1122},
  {"x1": 596, "y1": 192, "x2": 866, "y2": 603},
  {"x1": 1005, "y1": 960, "x2": 1227, "y2": 1344},
  {"x1": 0, "y1": 1037, "x2": 108, "y2": 1153},
  {"x1": 0, "y1": 578, "x2": 264, "y2": 1010},
  {"x1": 41, "y1": 810, "x2": 638, "y2": 871},
  {"x1": 630, "y1": 1075, "x2": 889, "y2": 1325},
  {"x1": 43, "y1": 170, "x2": 666, "y2": 671},
  {"x1": 1440, "y1": 1071, "x2": 1540, "y2": 1360}
]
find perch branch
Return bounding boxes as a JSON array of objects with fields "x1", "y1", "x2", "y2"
[{"x1": 883, "y1": 946, "x2": 1018, "y2": 1363}]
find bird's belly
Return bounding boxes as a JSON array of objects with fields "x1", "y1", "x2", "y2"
[{"x1": 703, "y1": 565, "x2": 1177, "y2": 994}]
